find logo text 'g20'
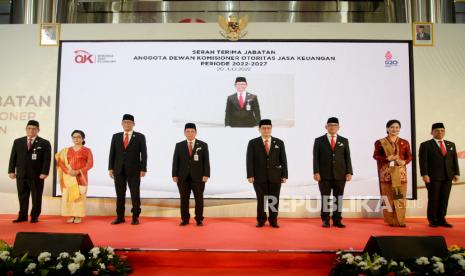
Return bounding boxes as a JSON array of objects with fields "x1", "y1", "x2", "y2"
[
  {"x1": 384, "y1": 51, "x2": 398, "y2": 67},
  {"x1": 74, "y1": 50, "x2": 95, "y2": 64}
]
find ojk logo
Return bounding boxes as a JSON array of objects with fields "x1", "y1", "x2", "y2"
[
  {"x1": 74, "y1": 49, "x2": 95, "y2": 64},
  {"x1": 384, "y1": 51, "x2": 398, "y2": 67}
]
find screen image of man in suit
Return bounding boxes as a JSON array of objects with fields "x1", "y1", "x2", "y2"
[
  {"x1": 225, "y1": 77, "x2": 261, "y2": 127},
  {"x1": 8, "y1": 120, "x2": 51, "y2": 223},
  {"x1": 108, "y1": 114, "x2": 147, "y2": 225},
  {"x1": 313, "y1": 117, "x2": 353, "y2": 228},
  {"x1": 172, "y1": 123, "x2": 210, "y2": 226},
  {"x1": 247, "y1": 119, "x2": 288, "y2": 228},
  {"x1": 419, "y1": 123, "x2": 460, "y2": 228}
]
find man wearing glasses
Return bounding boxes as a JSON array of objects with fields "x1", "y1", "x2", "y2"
[{"x1": 313, "y1": 117, "x2": 353, "y2": 228}]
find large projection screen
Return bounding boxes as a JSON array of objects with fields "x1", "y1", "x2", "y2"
[{"x1": 55, "y1": 40, "x2": 415, "y2": 199}]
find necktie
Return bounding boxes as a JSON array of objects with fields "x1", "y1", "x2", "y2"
[
  {"x1": 27, "y1": 139, "x2": 32, "y2": 151},
  {"x1": 331, "y1": 136, "x2": 336, "y2": 151},
  {"x1": 188, "y1": 141, "x2": 193, "y2": 157},
  {"x1": 124, "y1": 133, "x2": 129, "y2": 149},
  {"x1": 239, "y1": 93, "x2": 244, "y2": 109},
  {"x1": 439, "y1": 140, "x2": 447, "y2": 156},
  {"x1": 265, "y1": 139, "x2": 270, "y2": 155}
]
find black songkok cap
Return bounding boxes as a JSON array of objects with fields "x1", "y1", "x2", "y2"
[
  {"x1": 122, "y1": 114, "x2": 134, "y2": 122},
  {"x1": 27, "y1": 120, "x2": 39, "y2": 127},
  {"x1": 327, "y1": 117, "x2": 339, "y2": 124},
  {"x1": 184, "y1": 123, "x2": 196, "y2": 130},
  {"x1": 432, "y1": 122, "x2": 445, "y2": 130},
  {"x1": 259, "y1": 119, "x2": 272, "y2": 127},
  {"x1": 235, "y1": 77, "x2": 247, "y2": 83}
]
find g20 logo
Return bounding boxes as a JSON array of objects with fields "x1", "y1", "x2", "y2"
[
  {"x1": 74, "y1": 50, "x2": 95, "y2": 64},
  {"x1": 384, "y1": 51, "x2": 398, "y2": 67}
]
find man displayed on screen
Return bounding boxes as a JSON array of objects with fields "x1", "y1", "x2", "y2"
[
  {"x1": 108, "y1": 114, "x2": 147, "y2": 225},
  {"x1": 225, "y1": 77, "x2": 261, "y2": 127}
]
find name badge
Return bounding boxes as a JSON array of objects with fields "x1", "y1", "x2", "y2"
[
  {"x1": 194, "y1": 154, "x2": 199, "y2": 161},
  {"x1": 31, "y1": 154, "x2": 37, "y2": 160},
  {"x1": 246, "y1": 104, "x2": 251, "y2": 111}
]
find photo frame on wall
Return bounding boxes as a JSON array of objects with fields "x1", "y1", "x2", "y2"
[
  {"x1": 413, "y1": 22, "x2": 434, "y2": 46},
  {"x1": 39, "y1": 23, "x2": 60, "y2": 46}
]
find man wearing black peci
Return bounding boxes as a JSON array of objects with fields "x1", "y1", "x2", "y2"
[
  {"x1": 8, "y1": 120, "x2": 51, "y2": 223},
  {"x1": 246, "y1": 119, "x2": 288, "y2": 228},
  {"x1": 172, "y1": 123, "x2": 210, "y2": 226},
  {"x1": 419, "y1": 122, "x2": 460, "y2": 228},
  {"x1": 313, "y1": 117, "x2": 353, "y2": 228},
  {"x1": 108, "y1": 114, "x2": 147, "y2": 225}
]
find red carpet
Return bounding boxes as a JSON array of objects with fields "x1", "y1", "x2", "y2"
[
  {"x1": 121, "y1": 251, "x2": 335, "y2": 275},
  {"x1": 1, "y1": 215, "x2": 464, "y2": 251}
]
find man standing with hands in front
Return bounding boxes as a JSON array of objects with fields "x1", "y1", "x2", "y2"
[
  {"x1": 109, "y1": 114, "x2": 147, "y2": 225},
  {"x1": 419, "y1": 123, "x2": 460, "y2": 228},
  {"x1": 247, "y1": 119, "x2": 288, "y2": 228},
  {"x1": 8, "y1": 120, "x2": 51, "y2": 223},
  {"x1": 172, "y1": 123, "x2": 210, "y2": 226},
  {"x1": 313, "y1": 117, "x2": 353, "y2": 228}
]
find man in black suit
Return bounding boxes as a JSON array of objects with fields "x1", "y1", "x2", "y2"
[
  {"x1": 419, "y1": 122, "x2": 460, "y2": 228},
  {"x1": 313, "y1": 117, "x2": 353, "y2": 228},
  {"x1": 225, "y1": 77, "x2": 261, "y2": 127},
  {"x1": 247, "y1": 119, "x2": 288, "y2": 228},
  {"x1": 172, "y1": 123, "x2": 210, "y2": 226},
  {"x1": 8, "y1": 120, "x2": 51, "y2": 223},
  {"x1": 108, "y1": 114, "x2": 147, "y2": 225}
]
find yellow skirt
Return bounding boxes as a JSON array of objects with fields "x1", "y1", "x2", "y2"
[{"x1": 61, "y1": 185, "x2": 87, "y2": 217}]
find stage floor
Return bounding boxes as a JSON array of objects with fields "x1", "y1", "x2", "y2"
[{"x1": 1, "y1": 215, "x2": 464, "y2": 251}]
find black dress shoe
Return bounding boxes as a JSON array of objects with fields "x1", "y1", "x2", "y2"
[
  {"x1": 111, "y1": 219, "x2": 125, "y2": 225},
  {"x1": 179, "y1": 221, "x2": 189, "y2": 226},
  {"x1": 322, "y1": 221, "x2": 330, "y2": 228},
  {"x1": 333, "y1": 222, "x2": 346, "y2": 228},
  {"x1": 131, "y1": 218, "x2": 139, "y2": 225},
  {"x1": 12, "y1": 218, "x2": 27, "y2": 223},
  {"x1": 439, "y1": 222, "x2": 453, "y2": 228},
  {"x1": 429, "y1": 223, "x2": 438, "y2": 228},
  {"x1": 30, "y1": 218, "x2": 39, "y2": 223},
  {"x1": 196, "y1": 221, "x2": 204, "y2": 226},
  {"x1": 270, "y1": 223, "x2": 280, "y2": 228},
  {"x1": 256, "y1": 222, "x2": 265, "y2": 228}
]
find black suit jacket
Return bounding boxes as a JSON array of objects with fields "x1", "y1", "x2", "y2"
[
  {"x1": 225, "y1": 92, "x2": 261, "y2": 127},
  {"x1": 8, "y1": 136, "x2": 52, "y2": 179},
  {"x1": 419, "y1": 139, "x2": 460, "y2": 181},
  {"x1": 313, "y1": 134, "x2": 353, "y2": 181},
  {"x1": 108, "y1": 131, "x2": 147, "y2": 175},
  {"x1": 246, "y1": 137, "x2": 288, "y2": 184},
  {"x1": 172, "y1": 140, "x2": 210, "y2": 182}
]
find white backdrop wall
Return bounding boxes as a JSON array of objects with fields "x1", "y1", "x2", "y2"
[{"x1": 0, "y1": 23, "x2": 464, "y2": 218}]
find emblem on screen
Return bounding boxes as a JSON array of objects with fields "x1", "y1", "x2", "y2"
[
  {"x1": 218, "y1": 15, "x2": 248, "y2": 41},
  {"x1": 74, "y1": 49, "x2": 95, "y2": 64},
  {"x1": 384, "y1": 51, "x2": 398, "y2": 67}
]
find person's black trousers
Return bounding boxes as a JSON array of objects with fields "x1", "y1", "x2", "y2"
[
  {"x1": 16, "y1": 177, "x2": 44, "y2": 220},
  {"x1": 177, "y1": 175, "x2": 205, "y2": 223},
  {"x1": 114, "y1": 167, "x2": 141, "y2": 219},
  {"x1": 253, "y1": 181, "x2": 281, "y2": 224},
  {"x1": 318, "y1": 179, "x2": 346, "y2": 223},
  {"x1": 426, "y1": 180, "x2": 452, "y2": 224}
]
